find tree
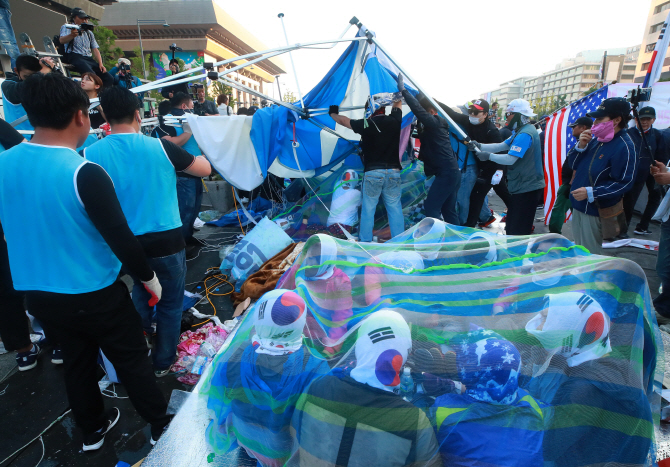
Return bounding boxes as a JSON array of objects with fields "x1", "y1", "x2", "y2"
[
  {"x1": 581, "y1": 84, "x2": 598, "y2": 97},
  {"x1": 91, "y1": 21, "x2": 123, "y2": 70},
  {"x1": 282, "y1": 88, "x2": 298, "y2": 103}
]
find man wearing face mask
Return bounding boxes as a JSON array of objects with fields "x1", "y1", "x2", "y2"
[
  {"x1": 467, "y1": 99, "x2": 545, "y2": 235},
  {"x1": 622, "y1": 106, "x2": 668, "y2": 236},
  {"x1": 567, "y1": 98, "x2": 635, "y2": 254},
  {"x1": 85, "y1": 87, "x2": 211, "y2": 377},
  {"x1": 438, "y1": 99, "x2": 502, "y2": 226}
]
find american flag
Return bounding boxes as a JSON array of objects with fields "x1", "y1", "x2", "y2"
[{"x1": 543, "y1": 85, "x2": 609, "y2": 225}]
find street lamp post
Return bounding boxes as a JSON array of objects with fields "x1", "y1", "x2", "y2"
[{"x1": 136, "y1": 19, "x2": 169, "y2": 79}]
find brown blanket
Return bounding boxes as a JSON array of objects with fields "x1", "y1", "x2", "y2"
[{"x1": 231, "y1": 242, "x2": 304, "y2": 307}]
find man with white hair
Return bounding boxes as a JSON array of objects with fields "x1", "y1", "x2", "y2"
[{"x1": 468, "y1": 99, "x2": 545, "y2": 235}]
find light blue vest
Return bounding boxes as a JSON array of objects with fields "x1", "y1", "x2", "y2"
[
  {"x1": 85, "y1": 133, "x2": 182, "y2": 235},
  {"x1": 507, "y1": 124, "x2": 545, "y2": 194},
  {"x1": 166, "y1": 114, "x2": 201, "y2": 156},
  {"x1": 0, "y1": 143, "x2": 121, "y2": 293},
  {"x1": 2, "y1": 86, "x2": 33, "y2": 139}
]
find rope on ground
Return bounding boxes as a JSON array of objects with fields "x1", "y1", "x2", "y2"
[
  {"x1": 232, "y1": 186, "x2": 246, "y2": 235},
  {"x1": 191, "y1": 268, "x2": 234, "y2": 328},
  {"x1": 0, "y1": 409, "x2": 71, "y2": 466}
]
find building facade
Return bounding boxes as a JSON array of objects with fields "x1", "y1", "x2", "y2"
[
  {"x1": 522, "y1": 48, "x2": 636, "y2": 105},
  {"x1": 634, "y1": 0, "x2": 670, "y2": 83},
  {"x1": 480, "y1": 76, "x2": 534, "y2": 110},
  {"x1": 101, "y1": 0, "x2": 285, "y2": 110}
]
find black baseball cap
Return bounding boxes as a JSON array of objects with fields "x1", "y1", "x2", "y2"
[
  {"x1": 71, "y1": 7, "x2": 90, "y2": 18},
  {"x1": 586, "y1": 97, "x2": 631, "y2": 119},
  {"x1": 568, "y1": 116, "x2": 593, "y2": 128},
  {"x1": 469, "y1": 99, "x2": 489, "y2": 114},
  {"x1": 639, "y1": 106, "x2": 656, "y2": 118}
]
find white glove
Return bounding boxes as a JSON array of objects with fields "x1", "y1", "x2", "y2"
[
  {"x1": 491, "y1": 170, "x2": 503, "y2": 186},
  {"x1": 142, "y1": 273, "x2": 162, "y2": 306}
]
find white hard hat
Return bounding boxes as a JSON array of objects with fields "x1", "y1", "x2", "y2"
[{"x1": 506, "y1": 99, "x2": 536, "y2": 117}]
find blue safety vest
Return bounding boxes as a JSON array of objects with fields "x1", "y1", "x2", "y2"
[
  {"x1": 165, "y1": 113, "x2": 201, "y2": 156},
  {"x1": 2, "y1": 85, "x2": 33, "y2": 139},
  {"x1": 0, "y1": 143, "x2": 121, "y2": 293},
  {"x1": 85, "y1": 133, "x2": 182, "y2": 235}
]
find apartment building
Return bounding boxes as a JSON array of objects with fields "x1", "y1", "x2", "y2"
[{"x1": 634, "y1": 0, "x2": 670, "y2": 83}]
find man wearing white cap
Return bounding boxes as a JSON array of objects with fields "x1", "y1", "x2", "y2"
[{"x1": 468, "y1": 99, "x2": 545, "y2": 235}]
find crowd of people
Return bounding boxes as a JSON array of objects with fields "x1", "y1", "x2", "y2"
[{"x1": 0, "y1": 8, "x2": 668, "y2": 463}]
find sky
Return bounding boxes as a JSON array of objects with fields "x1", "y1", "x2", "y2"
[{"x1": 217, "y1": 0, "x2": 650, "y2": 106}]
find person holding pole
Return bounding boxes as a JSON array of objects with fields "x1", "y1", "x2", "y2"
[
  {"x1": 397, "y1": 73, "x2": 460, "y2": 225},
  {"x1": 467, "y1": 99, "x2": 545, "y2": 235}
]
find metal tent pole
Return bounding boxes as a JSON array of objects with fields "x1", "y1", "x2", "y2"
[{"x1": 278, "y1": 13, "x2": 305, "y2": 109}]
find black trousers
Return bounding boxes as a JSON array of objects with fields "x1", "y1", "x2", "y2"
[
  {"x1": 466, "y1": 169, "x2": 512, "y2": 227},
  {"x1": 424, "y1": 169, "x2": 461, "y2": 225},
  {"x1": 27, "y1": 281, "x2": 170, "y2": 435},
  {"x1": 0, "y1": 235, "x2": 31, "y2": 351},
  {"x1": 623, "y1": 173, "x2": 663, "y2": 231},
  {"x1": 506, "y1": 188, "x2": 543, "y2": 235},
  {"x1": 63, "y1": 52, "x2": 113, "y2": 87}
]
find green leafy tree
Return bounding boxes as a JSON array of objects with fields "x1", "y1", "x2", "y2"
[
  {"x1": 91, "y1": 21, "x2": 123, "y2": 70},
  {"x1": 581, "y1": 84, "x2": 598, "y2": 97},
  {"x1": 283, "y1": 88, "x2": 298, "y2": 103}
]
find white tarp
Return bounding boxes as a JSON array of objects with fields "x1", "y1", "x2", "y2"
[{"x1": 186, "y1": 114, "x2": 264, "y2": 191}]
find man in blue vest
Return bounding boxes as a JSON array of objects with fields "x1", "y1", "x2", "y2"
[
  {"x1": 157, "y1": 92, "x2": 207, "y2": 250},
  {"x1": 86, "y1": 86, "x2": 211, "y2": 377},
  {"x1": 0, "y1": 72, "x2": 171, "y2": 451},
  {"x1": 1, "y1": 54, "x2": 56, "y2": 137}
]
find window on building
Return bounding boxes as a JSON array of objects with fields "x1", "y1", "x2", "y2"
[
  {"x1": 621, "y1": 74, "x2": 635, "y2": 81},
  {"x1": 642, "y1": 62, "x2": 650, "y2": 71},
  {"x1": 650, "y1": 22, "x2": 665, "y2": 34},
  {"x1": 623, "y1": 65, "x2": 636, "y2": 71},
  {"x1": 655, "y1": 1, "x2": 670, "y2": 14}
]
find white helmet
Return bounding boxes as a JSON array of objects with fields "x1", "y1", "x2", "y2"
[{"x1": 506, "y1": 99, "x2": 536, "y2": 117}]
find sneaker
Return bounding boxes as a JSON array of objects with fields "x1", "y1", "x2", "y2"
[
  {"x1": 82, "y1": 407, "x2": 120, "y2": 452},
  {"x1": 16, "y1": 344, "x2": 41, "y2": 371},
  {"x1": 500, "y1": 215, "x2": 507, "y2": 224},
  {"x1": 154, "y1": 368, "x2": 171, "y2": 378},
  {"x1": 479, "y1": 215, "x2": 496, "y2": 228},
  {"x1": 634, "y1": 227, "x2": 652, "y2": 235},
  {"x1": 150, "y1": 415, "x2": 174, "y2": 446},
  {"x1": 51, "y1": 346, "x2": 63, "y2": 365}
]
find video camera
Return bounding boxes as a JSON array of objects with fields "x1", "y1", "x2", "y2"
[
  {"x1": 119, "y1": 63, "x2": 131, "y2": 72},
  {"x1": 626, "y1": 87, "x2": 652, "y2": 106},
  {"x1": 169, "y1": 43, "x2": 182, "y2": 60},
  {"x1": 65, "y1": 23, "x2": 95, "y2": 35}
]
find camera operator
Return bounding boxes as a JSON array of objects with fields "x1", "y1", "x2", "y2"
[
  {"x1": 59, "y1": 8, "x2": 112, "y2": 87},
  {"x1": 193, "y1": 85, "x2": 218, "y2": 116},
  {"x1": 160, "y1": 59, "x2": 189, "y2": 99},
  {"x1": 2, "y1": 55, "x2": 57, "y2": 138},
  {"x1": 110, "y1": 58, "x2": 145, "y2": 101}
]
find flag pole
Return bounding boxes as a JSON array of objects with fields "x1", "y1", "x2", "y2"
[{"x1": 348, "y1": 20, "x2": 470, "y2": 141}]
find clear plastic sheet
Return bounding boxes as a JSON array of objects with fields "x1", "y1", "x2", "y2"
[{"x1": 146, "y1": 219, "x2": 662, "y2": 467}]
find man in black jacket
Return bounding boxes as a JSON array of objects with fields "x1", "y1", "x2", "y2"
[
  {"x1": 439, "y1": 99, "x2": 504, "y2": 227},
  {"x1": 623, "y1": 106, "x2": 669, "y2": 235},
  {"x1": 398, "y1": 74, "x2": 460, "y2": 224},
  {"x1": 160, "y1": 59, "x2": 190, "y2": 99}
]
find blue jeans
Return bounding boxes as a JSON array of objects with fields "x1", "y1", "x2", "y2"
[
  {"x1": 132, "y1": 249, "x2": 186, "y2": 370},
  {"x1": 360, "y1": 169, "x2": 404, "y2": 242},
  {"x1": 457, "y1": 165, "x2": 491, "y2": 225},
  {"x1": 655, "y1": 219, "x2": 670, "y2": 317},
  {"x1": 177, "y1": 177, "x2": 204, "y2": 241},
  {"x1": 0, "y1": 8, "x2": 20, "y2": 69},
  {"x1": 424, "y1": 169, "x2": 461, "y2": 225}
]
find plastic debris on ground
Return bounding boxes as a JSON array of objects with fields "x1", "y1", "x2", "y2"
[
  {"x1": 171, "y1": 322, "x2": 229, "y2": 385},
  {"x1": 199, "y1": 210, "x2": 223, "y2": 222}
]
